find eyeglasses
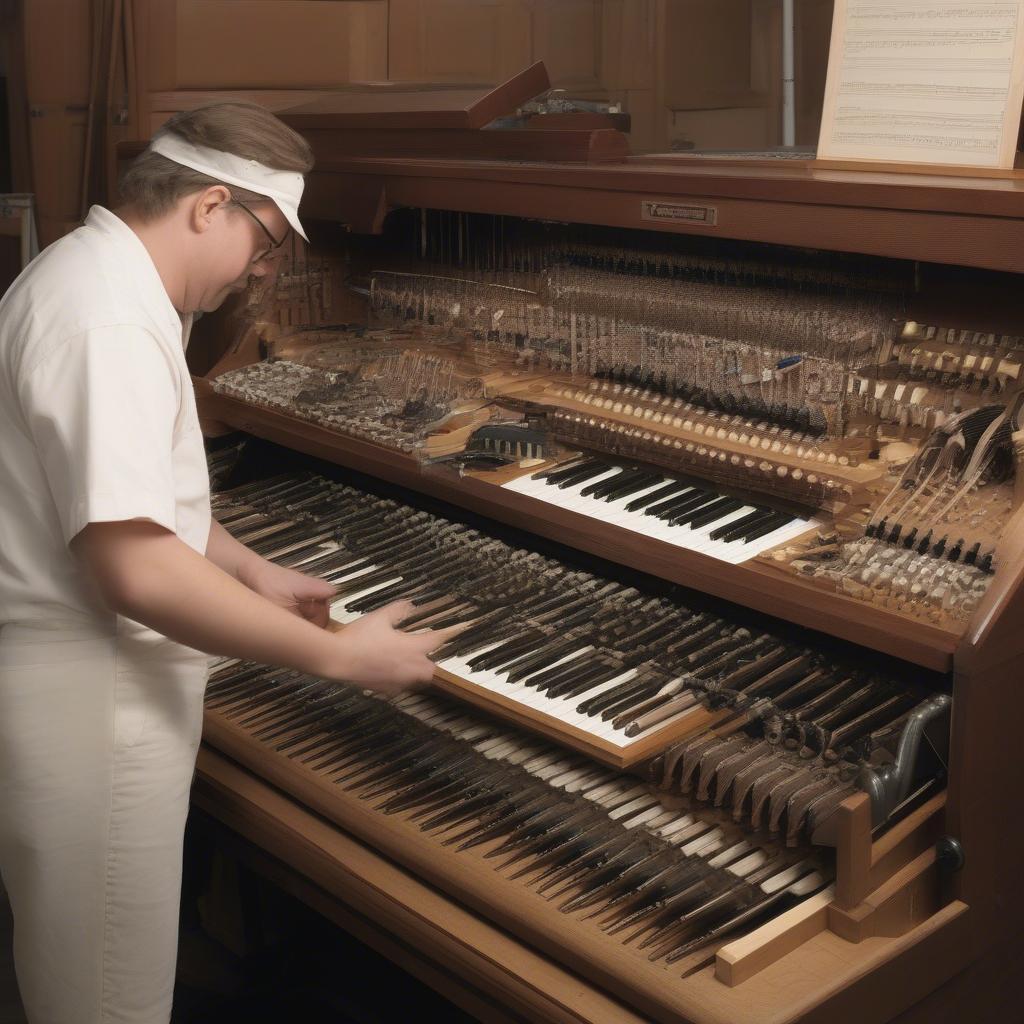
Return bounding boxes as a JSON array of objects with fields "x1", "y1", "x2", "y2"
[{"x1": 231, "y1": 200, "x2": 288, "y2": 263}]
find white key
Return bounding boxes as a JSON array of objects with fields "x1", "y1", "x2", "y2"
[{"x1": 329, "y1": 576, "x2": 403, "y2": 623}]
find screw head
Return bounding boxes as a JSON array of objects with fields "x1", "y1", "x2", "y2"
[{"x1": 936, "y1": 836, "x2": 965, "y2": 873}]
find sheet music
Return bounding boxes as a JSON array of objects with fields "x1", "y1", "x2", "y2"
[{"x1": 818, "y1": 1, "x2": 1024, "y2": 168}]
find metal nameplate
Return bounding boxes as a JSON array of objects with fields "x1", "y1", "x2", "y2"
[{"x1": 641, "y1": 200, "x2": 718, "y2": 226}]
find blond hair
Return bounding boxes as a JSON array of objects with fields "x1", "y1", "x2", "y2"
[{"x1": 119, "y1": 102, "x2": 314, "y2": 217}]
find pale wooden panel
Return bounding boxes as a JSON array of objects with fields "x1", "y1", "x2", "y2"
[
  {"x1": 389, "y1": 0, "x2": 612, "y2": 92},
  {"x1": 532, "y1": 0, "x2": 601, "y2": 91},
  {"x1": 23, "y1": 0, "x2": 92, "y2": 103},
  {"x1": 622, "y1": 87, "x2": 657, "y2": 152},
  {"x1": 662, "y1": 0, "x2": 755, "y2": 110},
  {"x1": 166, "y1": 1, "x2": 387, "y2": 89},
  {"x1": 388, "y1": 0, "x2": 533, "y2": 83},
  {"x1": 22, "y1": 0, "x2": 92, "y2": 245},
  {"x1": 795, "y1": 0, "x2": 834, "y2": 145},
  {"x1": 30, "y1": 111, "x2": 88, "y2": 244},
  {"x1": 668, "y1": 105, "x2": 773, "y2": 151},
  {"x1": 600, "y1": 0, "x2": 656, "y2": 91},
  {"x1": 749, "y1": 0, "x2": 782, "y2": 143},
  {"x1": 175, "y1": 1, "x2": 387, "y2": 87},
  {"x1": 133, "y1": 0, "x2": 177, "y2": 92}
]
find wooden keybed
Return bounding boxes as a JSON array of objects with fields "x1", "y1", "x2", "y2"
[
  {"x1": 192, "y1": 746, "x2": 653, "y2": 1024},
  {"x1": 137, "y1": 70, "x2": 1024, "y2": 1020},
  {"x1": 200, "y1": 677, "x2": 964, "y2": 1024}
]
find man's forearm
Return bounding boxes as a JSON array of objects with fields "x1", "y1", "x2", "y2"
[
  {"x1": 77, "y1": 523, "x2": 339, "y2": 676},
  {"x1": 206, "y1": 518, "x2": 267, "y2": 582}
]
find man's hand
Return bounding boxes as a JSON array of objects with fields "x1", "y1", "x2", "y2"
[
  {"x1": 73, "y1": 523, "x2": 466, "y2": 694},
  {"x1": 238, "y1": 560, "x2": 336, "y2": 627},
  {"x1": 332, "y1": 600, "x2": 466, "y2": 695}
]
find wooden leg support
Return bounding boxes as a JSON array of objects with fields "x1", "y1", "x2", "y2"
[
  {"x1": 715, "y1": 887, "x2": 834, "y2": 987},
  {"x1": 828, "y1": 849, "x2": 940, "y2": 943},
  {"x1": 714, "y1": 792, "x2": 947, "y2": 985}
]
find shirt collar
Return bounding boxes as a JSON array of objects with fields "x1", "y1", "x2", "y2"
[{"x1": 83, "y1": 205, "x2": 183, "y2": 338}]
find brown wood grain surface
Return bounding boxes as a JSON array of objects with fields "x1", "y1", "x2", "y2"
[
  {"x1": 199, "y1": 714, "x2": 971, "y2": 1024},
  {"x1": 193, "y1": 746, "x2": 649, "y2": 1024},
  {"x1": 278, "y1": 61, "x2": 551, "y2": 132}
]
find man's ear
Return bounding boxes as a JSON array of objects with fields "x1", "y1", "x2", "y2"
[{"x1": 190, "y1": 185, "x2": 232, "y2": 234}]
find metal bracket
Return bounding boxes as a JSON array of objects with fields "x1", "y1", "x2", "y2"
[{"x1": 858, "y1": 693, "x2": 951, "y2": 825}]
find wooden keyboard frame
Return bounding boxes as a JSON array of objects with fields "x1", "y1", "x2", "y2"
[{"x1": 199, "y1": 382, "x2": 960, "y2": 672}]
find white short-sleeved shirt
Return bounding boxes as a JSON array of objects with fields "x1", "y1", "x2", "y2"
[{"x1": 0, "y1": 205, "x2": 211, "y2": 641}]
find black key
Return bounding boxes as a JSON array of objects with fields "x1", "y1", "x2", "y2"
[
  {"x1": 734, "y1": 511, "x2": 798, "y2": 543},
  {"x1": 643, "y1": 486, "x2": 703, "y2": 518},
  {"x1": 554, "y1": 462, "x2": 610, "y2": 489},
  {"x1": 652, "y1": 489, "x2": 714, "y2": 521},
  {"x1": 742, "y1": 512, "x2": 793, "y2": 543},
  {"x1": 683, "y1": 498, "x2": 749, "y2": 532},
  {"x1": 532, "y1": 456, "x2": 588, "y2": 481},
  {"x1": 543, "y1": 458, "x2": 601, "y2": 485},
  {"x1": 602, "y1": 472, "x2": 664, "y2": 502},
  {"x1": 667, "y1": 493, "x2": 730, "y2": 526},
  {"x1": 674, "y1": 496, "x2": 742, "y2": 529},
  {"x1": 584, "y1": 467, "x2": 647, "y2": 499},
  {"x1": 624, "y1": 480, "x2": 691, "y2": 513},
  {"x1": 712, "y1": 507, "x2": 777, "y2": 542}
]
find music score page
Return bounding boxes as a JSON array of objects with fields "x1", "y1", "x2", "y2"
[{"x1": 817, "y1": 1, "x2": 1024, "y2": 168}]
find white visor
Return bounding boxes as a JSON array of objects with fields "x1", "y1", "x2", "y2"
[{"x1": 148, "y1": 133, "x2": 309, "y2": 242}]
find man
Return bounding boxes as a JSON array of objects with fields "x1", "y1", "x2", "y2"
[{"x1": 0, "y1": 102, "x2": 456, "y2": 1023}]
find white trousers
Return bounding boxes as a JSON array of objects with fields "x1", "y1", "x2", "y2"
[{"x1": 0, "y1": 624, "x2": 208, "y2": 1024}]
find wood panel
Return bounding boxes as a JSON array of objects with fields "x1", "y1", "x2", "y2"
[
  {"x1": 599, "y1": 0, "x2": 658, "y2": 150},
  {"x1": 795, "y1": 0, "x2": 834, "y2": 147},
  {"x1": 532, "y1": 0, "x2": 602, "y2": 92},
  {"x1": 296, "y1": 126, "x2": 628, "y2": 163},
  {"x1": 176, "y1": 1, "x2": 387, "y2": 88},
  {"x1": 133, "y1": 0, "x2": 387, "y2": 93},
  {"x1": 296, "y1": 154, "x2": 1024, "y2": 274},
  {"x1": 388, "y1": 0, "x2": 533, "y2": 84},
  {"x1": 662, "y1": 0, "x2": 755, "y2": 111},
  {"x1": 193, "y1": 747, "x2": 652, "y2": 1024},
  {"x1": 20, "y1": 0, "x2": 92, "y2": 244}
]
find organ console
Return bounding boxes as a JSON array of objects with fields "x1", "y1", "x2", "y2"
[{"x1": 173, "y1": 64, "x2": 1024, "y2": 1022}]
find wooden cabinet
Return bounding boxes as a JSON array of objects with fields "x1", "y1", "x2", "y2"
[
  {"x1": 388, "y1": 0, "x2": 533, "y2": 84},
  {"x1": 21, "y1": 0, "x2": 92, "y2": 245},
  {"x1": 138, "y1": 1, "x2": 388, "y2": 92}
]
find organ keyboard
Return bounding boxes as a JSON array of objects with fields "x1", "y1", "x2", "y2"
[
  {"x1": 502, "y1": 457, "x2": 820, "y2": 564},
  {"x1": 174, "y1": 79, "x2": 1024, "y2": 1022}
]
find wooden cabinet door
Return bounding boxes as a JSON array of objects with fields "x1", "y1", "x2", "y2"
[
  {"x1": 388, "y1": 0, "x2": 533, "y2": 84},
  {"x1": 137, "y1": 0, "x2": 388, "y2": 91}
]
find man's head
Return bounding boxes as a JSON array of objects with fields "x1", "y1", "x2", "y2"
[{"x1": 118, "y1": 103, "x2": 313, "y2": 313}]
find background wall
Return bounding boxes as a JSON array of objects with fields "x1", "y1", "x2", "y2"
[{"x1": 4, "y1": 0, "x2": 835, "y2": 248}]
